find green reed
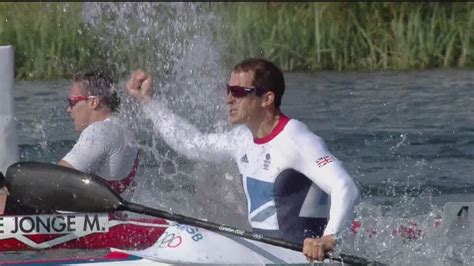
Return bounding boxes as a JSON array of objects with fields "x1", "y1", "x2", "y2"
[
  {"x1": 216, "y1": 2, "x2": 473, "y2": 71},
  {"x1": 0, "y1": 3, "x2": 472, "y2": 79},
  {"x1": 0, "y1": 3, "x2": 95, "y2": 79}
]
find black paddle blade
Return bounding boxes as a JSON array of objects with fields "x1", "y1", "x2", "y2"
[
  {"x1": 5, "y1": 161, "x2": 122, "y2": 213},
  {"x1": 0, "y1": 171, "x2": 5, "y2": 188}
]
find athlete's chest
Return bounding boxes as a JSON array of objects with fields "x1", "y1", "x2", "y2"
[{"x1": 236, "y1": 141, "x2": 298, "y2": 182}]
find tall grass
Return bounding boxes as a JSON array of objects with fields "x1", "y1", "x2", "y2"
[
  {"x1": 0, "y1": 3, "x2": 96, "y2": 79},
  {"x1": 216, "y1": 2, "x2": 473, "y2": 71},
  {"x1": 0, "y1": 2, "x2": 472, "y2": 79}
]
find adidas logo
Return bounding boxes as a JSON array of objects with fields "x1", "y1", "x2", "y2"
[{"x1": 240, "y1": 154, "x2": 249, "y2": 163}]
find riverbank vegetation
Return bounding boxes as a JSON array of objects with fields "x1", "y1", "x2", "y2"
[
  {"x1": 218, "y1": 2, "x2": 473, "y2": 71},
  {"x1": 0, "y1": 2, "x2": 472, "y2": 79},
  {"x1": 0, "y1": 3, "x2": 92, "y2": 79}
]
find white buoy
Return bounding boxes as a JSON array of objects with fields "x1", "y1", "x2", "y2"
[{"x1": 0, "y1": 45, "x2": 19, "y2": 175}]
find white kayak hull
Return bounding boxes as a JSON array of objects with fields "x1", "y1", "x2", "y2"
[{"x1": 122, "y1": 223, "x2": 312, "y2": 265}]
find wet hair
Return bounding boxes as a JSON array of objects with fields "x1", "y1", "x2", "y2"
[
  {"x1": 232, "y1": 58, "x2": 285, "y2": 109},
  {"x1": 73, "y1": 69, "x2": 120, "y2": 112}
]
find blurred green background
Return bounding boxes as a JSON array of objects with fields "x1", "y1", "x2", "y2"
[{"x1": 0, "y1": 2, "x2": 472, "y2": 80}]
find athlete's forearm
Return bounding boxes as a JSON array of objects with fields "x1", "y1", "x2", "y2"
[
  {"x1": 323, "y1": 177, "x2": 360, "y2": 236},
  {"x1": 142, "y1": 100, "x2": 234, "y2": 162}
]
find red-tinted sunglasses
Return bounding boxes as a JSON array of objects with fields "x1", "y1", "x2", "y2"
[
  {"x1": 67, "y1": 95, "x2": 98, "y2": 108},
  {"x1": 226, "y1": 84, "x2": 258, "y2": 98}
]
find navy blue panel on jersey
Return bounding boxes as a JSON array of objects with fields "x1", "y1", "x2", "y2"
[{"x1": 273, "y1": 169, "x2": 327, "y2": 243}]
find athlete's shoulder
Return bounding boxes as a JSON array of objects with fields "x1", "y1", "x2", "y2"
[
  {"x1": 79, "y1": 119, "x2": 110, "y2": 138},
  {"x1": 86, "y1": 118, "x2": 113, "y2": 130},
  {"x1": 81, "y1": 117, "x2": 134, "y2": 143},
  {"x1": 284, "y1": 118, "x2": 329, "y2": 153},
  {"x1": 285, "y1": 118, "x2": 324, "y2": 141}
]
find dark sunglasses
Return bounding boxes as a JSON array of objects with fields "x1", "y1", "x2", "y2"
[
  {"x1": 226, "y1": 84, "x2": 258, "y2": 98},
  {"x1": 67, "y1": 95, "x2": 98, "y2": 108}
]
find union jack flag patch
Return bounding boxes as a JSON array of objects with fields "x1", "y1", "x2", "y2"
[{"x1": 316, "y1": 155, "x2": 335, "y2": 168}]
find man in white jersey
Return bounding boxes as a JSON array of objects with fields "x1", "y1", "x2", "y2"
[
  {"x1": 58, "y1": 69, "x2": 140, "y2": 195},
  {"x1": 3, "y1": 70, "x2": 140, "y2": 215},
  {"x1": 126, "y1": 58, "x2": 360, "y2": 262}
]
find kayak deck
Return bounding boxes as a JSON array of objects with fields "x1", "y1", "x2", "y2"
[{"x1": 0, "y1": 213, "x2": 168, "y2": 251}]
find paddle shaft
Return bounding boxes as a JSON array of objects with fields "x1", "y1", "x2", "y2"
[
  {"x1": 122, "y1": 201, "x2": 379, "y2": 265},
  {"x1": 123, "y1": 201, "x2": 302, "y2": 251}
]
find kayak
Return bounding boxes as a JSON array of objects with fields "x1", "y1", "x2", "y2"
[
  {"x1": 0, "y1": 222, "x2": 361, "y2": 265},
  {"x1": 0, "y1": 249, "x2": 331, "y2": 265},
  {"x1": 0, "y1": 249, "x2": 169, "y2": 265},
  {"x1": 0, "y1": 213, "x2": 168, "y2": 251},
  {"x1": 123, "y1": 223, "x2": 311, "y2": 264},
  {"x1": 0, "y1": 207, "x2": 465, "y2": 265},
  {"x1": 0, "y1": 211, "x2": 425, "y2": 250},
  {"x1": 114, "y1": 224, "x2": 375, "y2": 265},
  {"x1": 116, "y1": 207, "x2": 454, "y2": 265}
]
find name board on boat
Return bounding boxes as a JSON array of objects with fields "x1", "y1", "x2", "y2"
[{"x1": 0, "y1": 213, "x2": 109, "y2": 235}]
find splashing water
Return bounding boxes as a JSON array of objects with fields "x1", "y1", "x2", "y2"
[
  {"x1": 338, "y1": 200, "x2": 474, "y2": 265},
  {"x1": 80, "y1": 2, "x2": 248, "y2": 229}
]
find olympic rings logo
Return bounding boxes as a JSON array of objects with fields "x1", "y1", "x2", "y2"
[{"x1": 157, "y1": 232, "x2": 182, "y2": 248}]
